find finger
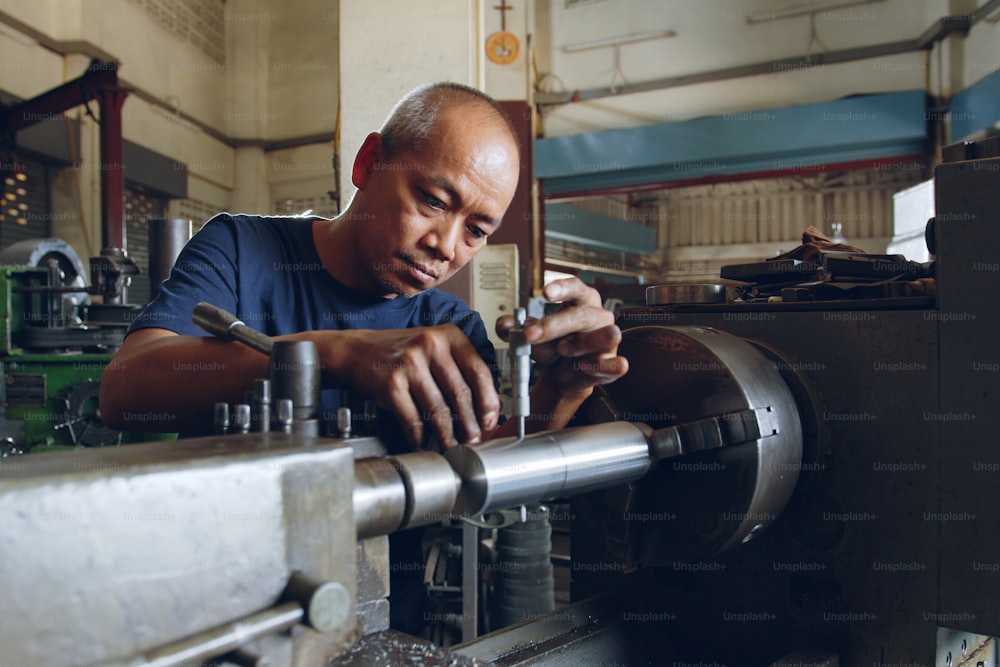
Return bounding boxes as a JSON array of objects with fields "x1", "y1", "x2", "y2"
[
  {"x1": 565, "y1": 354, "x2": 630, "y2": 385},
  {"x1": 495, "y1": 314, "x2": 515, "y2": 340},
  {"x1": 495, "y1": 313, "x2": 542, "y2": 341},
  {"x1": 556, "y1": 325, "x2": 622, "y2": 359},
  {"x1": 383, "y1": 373, "x2": 425, "y2": 450},
  {"x1": 430, "y1": 357, "x2": 483, "y2": 446},
  {"x1": 525, "y1": 304, "x2": 614, "y2": 345},
  {"x1": 408, "y1": 371, "x2": 457, "y2": 449},
  {"x1": 578, "y1": 354, "x2": 629, "y2": 380},
  {"x1": 444, "y1": 329, "x2": 500, "y2": 442},
  {"x1": 527, "y1": 339, "x2": 561, "y2": 367},
  {"x1": 543, "y1": 277, "x2": 603, "y2": 307}
]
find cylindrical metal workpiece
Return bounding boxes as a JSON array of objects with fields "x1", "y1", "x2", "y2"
[
  {"x1": 233, "y1": 404, "x2": 251, "y2": 434},
  {"x1": 269, "y1": 341, "x2": 320, "y2": 421},
  {"x1": 445, "y1": 421, "x2": 653, "y2": 516},
  {"x1": 252, "y1": 379, "x2": 271, "y2": 433},
  {"x1": 280, "y1": 572, "x2": 350, "y2": 634},
  {"x1": 148, "y1": 218, "x2": 191, "y2": 300},
  {"x1": 354, "y1": 457, "x2": 408, "y2": 539},
  {"x1": 336, "y1": 407, "x2": 352, "y2": 437},
  {"x1": 275, "y1": 399, "x2": 293, "y2": 433},
  {"x1": 391, "y1": 451, "x2": 462, "y2": 530},
  {"x1": 213, "y1": 402, "x2": 230, "y2": 435}
]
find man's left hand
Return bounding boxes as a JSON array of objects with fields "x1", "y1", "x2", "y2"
[{"x1": 496, "y1": 278, "x2": 628, "y2": 396}]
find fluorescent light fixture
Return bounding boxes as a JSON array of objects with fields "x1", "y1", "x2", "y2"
[
  {"x1": 563, "y1": 29, "x2": 676, "y2": 53},
  {"x1": 746, "y1": 0, "x2": 883, "y2": 24}
]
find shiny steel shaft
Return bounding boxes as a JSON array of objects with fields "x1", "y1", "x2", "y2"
[
  {"x1": 355, "y1": 422, "x2": 654, "y2": 533},
  {"x1": 445, "y1": 421, "x2": 653, "y2": 516}
]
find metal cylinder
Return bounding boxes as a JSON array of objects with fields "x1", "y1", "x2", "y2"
[
  {"x1": 252, "y1": 379, "x2": 271, "y2": 433},
  {"x1": 354, "y1": 458, "x2": 408, "y2": 539},
  {"x1": 122, "y1": 602, "x2": 302, "y2": 667},
  {"x1": 233, "y1": 404, "x2": 251, "y2": 434},
  {"x1": 280, "y1": 572, "x2": 350, "y2": 634},
  {"x1": 148, "y1": 218, "x2": 191, "y2": 300},
  {"x1": 391, "y1": 451, "x2": 461, "y2": 530},
  {"x1": 491, "y1": 505, "x2": 554, "y2": 629},
  {"x1": 336, "y1": 407, "x2": 352, "y2": 437},
  {"x1": 275, "y1": 399, "x2": 293, "y2": 434},
  {"x1": 213, "y1": 402, "x2": 230, "y2": 435},
  {"x1": 445, "y1": 421, "x2": 653, "y2": 516},
  {"x1": 290, "y1": 419, "x2": 320, "y2": 436},
  {"x1": 269, "y1": 341, "x2": 320, "y2": 421}
]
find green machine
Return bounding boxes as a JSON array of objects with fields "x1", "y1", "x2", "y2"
[{"x1": 0, "y1": 237, "x2": 170, "y2": 454}]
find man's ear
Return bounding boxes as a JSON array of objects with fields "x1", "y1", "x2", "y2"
[{"x1": 352, "y1": 132, "x2": 385, "y2": 190}]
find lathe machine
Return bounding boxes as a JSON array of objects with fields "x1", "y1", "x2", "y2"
[{"x1": 0, "y1": 155, "x2": 997, "y2": 666}]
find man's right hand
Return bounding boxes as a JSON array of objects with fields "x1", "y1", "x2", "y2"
[
  {"x1": 304, "y1": 324, "x2": 500, "y2": 450},
  {"x1": 102, "y1": 325, "x2": 499, "y2": 450}
]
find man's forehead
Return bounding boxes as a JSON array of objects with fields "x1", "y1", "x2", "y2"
[
  {"x1": 408, "y1": 129, "x2": 518, "y2": 185},
  {"x1": 432, "y1": 104, "x2": 518, "y2": 151}
]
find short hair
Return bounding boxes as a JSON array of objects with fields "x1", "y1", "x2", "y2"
[{"x1": 379, "y1": 82, "x2": 521, "y2": 162}]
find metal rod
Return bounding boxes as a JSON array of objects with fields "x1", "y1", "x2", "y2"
[
  {"x1": 11, "y1": 286, "x2": 90, "y2": 293},
  {"x1": 744, "y1": 0, "x2": 882, "y2": 24},
  {"x1": 462, "y1": 520, "x2": 480, "y2": 642},
  {"x1": 124, "y1": 602, "x2": 303, "y2": 667},
  {"x1": 562, "y1": 29, "x2": 676, "y2": 52},
  {"x1": 192, "y1": 302, "x2": 274, "y2": 356}
]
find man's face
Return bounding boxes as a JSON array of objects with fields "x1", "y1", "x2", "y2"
[{"x1": 354, "y1": 106, "x2": 519, "y2": 298}]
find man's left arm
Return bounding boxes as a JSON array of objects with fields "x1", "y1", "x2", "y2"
[{"x1": 492, "y1": 277, "x2": 628, "y2": 437}]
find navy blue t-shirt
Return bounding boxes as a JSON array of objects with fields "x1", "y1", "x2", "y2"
[{"x1": 129, "y1": 213, "x2": 497, "y2": 447}]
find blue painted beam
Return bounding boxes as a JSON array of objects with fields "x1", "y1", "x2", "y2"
[
  {"x1": 950, "y1": 68, "x2": 1000, "y2": 140},
  {"x1": 545, "y1": 203, "x2": 655, "y2": 254},
  {"x1": 535, "y1": 90, "x2": 929, "y2": 195}
]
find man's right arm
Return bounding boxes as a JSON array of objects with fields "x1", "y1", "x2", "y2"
[
  {"x1": 100, "y1": 324, "x2": 500, "y2": 446},
  {"x1": 100, "y1": 328, "x2": 276, "y2": 433}
]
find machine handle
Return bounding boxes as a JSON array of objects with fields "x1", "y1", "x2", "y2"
[{"x1": 193, "y1": 302, "x2": 274, "y2": 355}]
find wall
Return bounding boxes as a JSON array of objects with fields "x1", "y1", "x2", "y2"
[
  {"x1": 0, "y1": 0, "x2": 235, "y2": 257},
  {"x1": 0, "y1": 0, "x2": 343, "y2": 268}
]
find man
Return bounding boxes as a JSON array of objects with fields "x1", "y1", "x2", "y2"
[{"x1": 101, "y1": 82, "x2": 628, "y2": 448}]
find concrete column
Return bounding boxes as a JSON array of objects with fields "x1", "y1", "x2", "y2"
[
  {"x1": 338, "y1": 0, "x2": 478, "y2": 203},
  {"x1": 226, "y1": 0, "x2": 271, "y2": 211}
]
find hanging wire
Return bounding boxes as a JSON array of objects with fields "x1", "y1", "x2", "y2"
[
  {"x1": 609, "y1": 45, "x2": 629, "y2": 94},
  {"x1": 806, "y1": 12, "x2": 831, "y2": 60}
]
